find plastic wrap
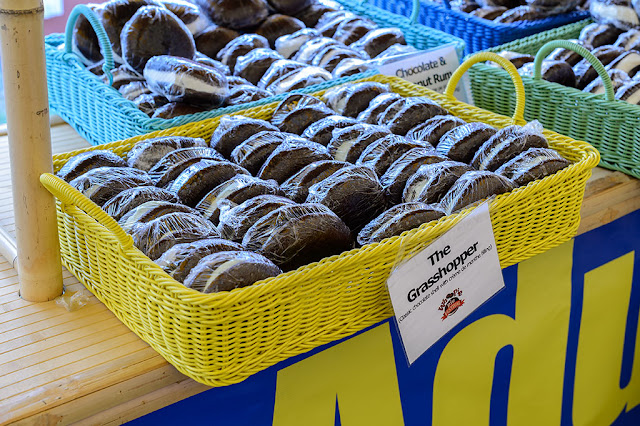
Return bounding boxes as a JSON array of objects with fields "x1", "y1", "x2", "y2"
[
  {"x1": 143, "y1": 55, "x2": 229, "y2": 106},
  {"x1": 233, "y1": 48, "x2": 284, "y2": 85},
  {"x1": 256, "y1": 59, "x2": 305, "y2": 89},
  {"x1": 605, "y1": 50, "x2": 640, "y2": 76},
  {"x1": 615, "y1": 80, "x2": 640, "y2": 103},
  {"x1": 119, "y1": 81, "x2": 152, "y2": 101},
  {"x1": 405, "y1": 115, "x2": 464, "y2": 147},
  {"x1": 193, "y1": 0, "x2": 269, "y2": 30},
  {"x1": 476, "y1": 0, "x2": 520, "y2": 6},
  {"x1": 127, "y1": 136, "x2": 207, "y2": 171},
  {"x1": 159, "y1": 0, "x2": 210, "y2": 35},
  {"x1": 374, "y1": 44, "x2": 418, "y2": 62},
  {"x1": 210, "y1": 115, "x2": 278, "y2": 158},
  {"x1": 120, "y1": 5, "x2": 196, "y2": 74},
  {"x1": 102, "y1": 186, "x2": 180, "y2": 221},
  {"x1": 323, "y1": 82, "x2": 390, "y2": 118},
  {"x1": 195, "y1": 174, "x2": 283, "y2": 223},
  {"x1": 155, "y1": 238, "x2": 242, "y2": 282},
  {"x1": 327, "y1": 123, "x2": 391, "y2": 162},
  {"x1": 333, "y1": 18, "x2": 377, "y2": 46},
  {"x1": 380, "y1": 148, "x2": 448, "y2": 204},
  {"x1": 275, "y1": 28, "x2": 321, "y2": 59},
  {"x1": 495, "y1": 147, "x2": 571, "y2": 186},
  {"x1": 267, "y1": 0, "x2": 314, "y2": 15},
  {"x1": 590, "y1": 0, "x2": 640, "y2": 31},
  {"x1": 579, "y1": 23, "x2": 623, "y2": 48},
  {"x1": 271, "y1": 93, "x2": 326, "y2": 123},
  {"x1": 311, "y1": 45, "x2": 366, "y2": 72},
  {"x1": 471, "y1": 121, "x2": 549, "y2": 171},
  {"x1": 494, "y1": 6, "x2": 547, "y2": 23},
  {"x1": 133, "y1": 93, "x2": 166, "y2": 116},
  {"x1": 273, "y1": 104, "x2": 333, "y2": 134},
  {"x1": 357, "y1": 202, "x2": 445, "y2": 246},
  {"x1": 585, "y1": 68, "x2": 631, "y2": 93},
  {"x1": 526, "y1": 0, "x2": 579, "y2": 13},
  {"x1": 230, "y1": 131, "x2": 293, "y2": 174},
  {"x1": 614, "y1": 28, "x2": 640, "y2": 50},
  {"x1": 435, "y1": 122, "x2": 497, "y2": 163},
  {"x1": 226, "y1": 76, "x2": 253, "y2": 88},
  {"x1": 132, "y1": 211, "x2": 219, "y2": 260},
  {"x1": 300, "y1": 115, "x2": 357, "y2": 146},
  {"x1": 280, "y1": 159, "x2": 349, "y2": 202},
  {"x1": 72, "y1": 3, "x2": 104, "y2": 65},
  {"x1": 118, "y1": 200, "x2": 196, "y2": 233},
  {"x1": 224, "y1": 85, "x2": 272, "y2": 106},
  {"x1": 519, "y1": 60, "x2": 577, "y2": 87},
  {"x1": 216, "y1": 34, "x2": 270, "y2": 71},
  {"x1": 295, "y1": 1, "x2": 340, "y2": 27},
  {"x1": 440, "y1": 171, "x2": 515, "y2": 214},
  {"x1": 167, "y1": 159, "x2": 249, "y2": 206},
  {"x1": 355, "y1": 134, "x2": 426, "y2": 176},
  {"x1": 151, "y1": 102, "x2": 207, "y2": 119},
  {"x1": 356, "y1": 92, "x2": 403, "y2": 124},
  {"x1": 242, "y1": 202, "x2": 352, "y2": 271},
  {"x1": 55, "y1": 289, "x2": 91, "y2": 312},
  {"x1": 258, "y1": 139, "x2": 331, "y2": 183},
  {"x1": 316, "y1": 11, "x2": 359, "y2": 38},
  {"x1": 257, "y1": 14, "x2": 306, "y2": 48},
  {"x1": 331, "y1": 58, "x2": 372, "y2": 78},
  {"x1": 491, "y1": 51, "x2": 535, "y2": 69},
  {"x1": 88, "y1": 60, "x2": 106, "y2": 76},
  {"x1": 69, "y1": 167, "x2": 153, "y2": 207},
  {"x1": 218, "y1": 194, "x2": 296, "y2": 242},
  {"x1": 148, "y1": 147, "x2": 224, "y2": 186},
  {"x1": 194, "y1": 24, "x2": 239, "y2": 60},
  {"x1": 293, "y1": 37, "x2": 340, "y2": 64},
  {"x1": 573, "y1": 45, "x2": 625, "y2": 89},
  {"x1": 267, "y1": 66, "x2": 332, "y2": 94},
  {"x1": 635, "y1": 0, "x2": 640, "y2": 15},
  {"x1": 183, "y1": 250, "x2": 281, "y2": 292},
  {"x1": 471, "y1": 6, "x2": 508, "y2": 20},
  {"x1": 306, "y1": 165, "x2": 386, "y2": 231},
  {"x1": 193, "y1": 53, "x2": 232, "y2": 76},
  {"x1": 385, "y1": 98, "x2": 449, "y2": 135},
  {"x1": 57, "y1": 150, "x2": 126, "y2": 182},
  {"x1": 100, "y1": 0, "x2": 161, "y2": 63},
  {"x1": 103, "y1": 64, "x2": 145, "y2": 90},
  {"x1": 402, "y1": 160, "x2": 473, "y2": 204},
  {"x1": 350, "y1": 28, "x2": 405, "y2": 59}
]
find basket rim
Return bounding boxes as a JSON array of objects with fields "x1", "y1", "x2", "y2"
[{"x1": 47, "y1": 74, "x2": 600, "y2": 309}]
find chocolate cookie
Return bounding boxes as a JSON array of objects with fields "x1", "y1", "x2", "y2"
[
  {"x1": 493, "y1": 51, "x2": 536, "y2": 69},
  {"x1": 519, "y1": 60, "x2": 577, "y2": 87},
  {"x1": 546, "y1": 40, "x2": 592, "y2": 67},
  {"x1": 615, "y1": 79, "x2": 640, "y2": 103},
  {"x1": 194, "y1": 24, "x2": 239, "y2": 60},
  {"x1": 258, "y1": 140, "x2": 332, "y2": 183},
  {"x1": 167, "y1": 159, "x2": 250, "y2": 206},
  {"x1": 224, "y1": 85, "x2": 272, "y2": 105},
  {"x1": 470, "y1": 6, "x2": 508, "y2": 20},
  {"x1": 494, "y1": 6, "x2": 547, "y2": 23},
  {"x1": 351, "y1": 28, "x2": 406, "y2": 58},
  {"x1": 301, "y1": 115, "x2": 357, "y2": 145},
  {"x1": 242, "y1": 202, "x2": 353, "y2": 271},
  {"x1": 148, "y1": 147, "x2": 224, "y2": 186},
  {"x1": 69, "y1": 166, "x2": 153, "y2": 207},
  {"x1": 324, "y1": 82, "x2": 390, "y2": 117},
  {"x1": 151, "y1": 102, "x2": 207, "y2": 119},
  {"x1": 119, "y1": 81, "x2": 153, "y2": 102},
  {"x1": 133, "y1": 93, "x2": 168, "y2": 116},
  {"x1": 274, "y1": 28, "x2": 321, "y2": 59},
  {"x1": 579, "y1": 22, "x2": 623, "y2": 47},
  {"x1": 57, "y1": 150, "x2": 126, "y2": 182},
  {"x1": 590, "y1": 0, "x2": 640, "y2": 30},
  {"x1": 155, "y1": 238, "x2": 243, "y2": 283},
  {"x1": 405, "y1": 115, "x2": 465, "y2": 147},
  {"x1": 306, "y1": 165, "x2": 386, "y2": 232},
  {"x1": 72, "y1": 3, "x2": 103, "y2": 65},
  {"x1": 257, "y1": 59, "x2": 308, "y2": 89},
  {"x1": 210, "y1": 115, "x2": 279, "y2": 158},
  {"x1": 267, "y1": 0, "x2": 314, "y2": 15},
  {"x1": 256, "y1": 14, "x2": 306, "y2": 48},
  {"x1": 386, "y1": 98, "x2": 450, "y2": 135},
  {"x1": 102, "y1": 186, "x2": 180, "y2": 221},
  {"x1": 230, "y1": 131, "x2": 299, "y2": 174},
  {"x1": 332, "y1": 18, "x2": 377, "y2": 46},
  {"x1": 218, "y1": 194, "x2": 296, "y2": 242},
  {"x1": 216, "y1": 33, "x2": 270, "y2": 71},
  {"x1": 614, "y1": 28, "x2": 640, "y2": 51},
  {"x1": 160, "y1": 0, "x2": 210, "y2": 35},
  {"x1": 495, "y1": 147, "x2": 571, "y2": 186},
  {"x1": 292, "y1": 37, "x2": 341, "y2": 64},
  {"x1": 471, "y1": 125, "x2": 549, "y2": 171},
  {"x1": 233, "y1": 48, "x2": 284, "y2": 85},
  {"x1": 121, "y1": 5, "x2": 196, "y2": 74},
  {"x1": 606, "y1": 50, "x2": 640, "y2": 77},
  {"x1": 271, "y1": 98, "x2": 334, "y2": 134},
  {"x1": 127, "y1": 136, "x2": 207, "y2": 171},
  {"x1": 355, "y1": 134, "x2": 426, "y2": 176},
  {"x1": 193, "y1": 0, "x2": 270, "y2": 30},
  {"x1": 440, "y1": 170, "x2": 515, "y2": 214},
  {"x1": 356, "y1": 92, "x2": 404, "y2": 124},
  {"x1": 118, "y1": 200, "x2": 196, "y2": 233},
  {"x1": 357, "y1": 202, "x2": 446, "y2": 246},
  {"x1": 280, "y1": 159, "x2": 350, "y2": 202},
  {"x1": 402, "y1": 161, "x2": 473, "y2": 204},
  {"x1": 103, "y1": 64, "x2": 145, "y2": 90},
  {"x1": 295, "y1": 1, "x2": 340, "y2": 27},
  {"x1": 331, "y1": 58, "x2": 372, "y2": 78},
  {"x1": 573, "y1": 45, "x2": 625, "y2": 89},
  {"x1": 266, "y1": 66, "x2": 332, "y2": 94},
  {"x1": 327, "y1": 124, "x2": 391, "y2": 162},
  {"x1": 436, "y1": 122, "x2": 497, "y2": 163},
  {"x1": 310, "y1": 44, "x2": 366, "y2": 72}
]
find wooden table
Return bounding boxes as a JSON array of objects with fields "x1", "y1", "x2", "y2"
[{"x1": 1, "y1": 124, "x2": 640, "y2": 425}]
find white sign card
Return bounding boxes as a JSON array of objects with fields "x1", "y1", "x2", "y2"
[
  {"x1": 374, "y1": 43, "x2": 474, "y2": 105},
  {"x1": 387, "y1": 203, "x2": 504, "y2": 364}
]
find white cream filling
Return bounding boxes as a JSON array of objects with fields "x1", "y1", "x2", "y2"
[
  {"x1": 144, "y1": 68, "x2": 228, "y2": 96},
  {"x1": 202, "y1": 181, "x2": 245, "y2": 215},
  {"x1": 202, "y1": 259, "x2": 243, "y2": 293},
  {"x1": 404, "y1": 179, "x2": 429, "y2": 202},
  {"x1": 121, "y1": 201, "x2": 168, "y2": 233},
  {"x1": 187, "y1": 15, "x2": 209, "y2": 36},
  {"x1": 276, "y1": 35, "x2": 314, "y2": 59},
  {"x1": 621, "y1": 31, "x2": 640, "y2": 49},
  {"x1": 624, "y1": 87, "x2": 640, "y2": 104},
  {"x1": 334, "y1": 139, "x2": 357, "y2": 161},
  {"x1": 610, "y1": 52, "x2": 640, "y2": 75},
  {"x1": 591, "y1": 3, "x2": 640, "y2": 25}
]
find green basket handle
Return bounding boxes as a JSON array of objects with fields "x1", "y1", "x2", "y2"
[
  {"x1": 64, "y1": 4, "x2": 115, "y2": 86},
  {"x1": 359, "y1": 0, "x2": 421, "y2": 23},
  {"x1": 40, "y1": 173, "x2": 134, "y2": 250},
  {"x1": 534, "y1": 40, "x2": 615, "y2": 101},
  {"x1": 445, "y1": 51, "x2": 527, "y2": 125}
]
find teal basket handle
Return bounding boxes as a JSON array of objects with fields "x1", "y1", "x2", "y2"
[
  {"x1": 64, "y1": 4, "x2": 115, "y2": 86},
  {"x1": 534, "y1": 40, "x2": 614, "y2": 101},
  {"x1": 359, "y1": 0, "x2": 421, "y2": 23}
]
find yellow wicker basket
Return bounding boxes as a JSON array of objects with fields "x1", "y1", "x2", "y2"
[{"x1": 41, "y1": 53, "x2": 599, "y2": 386}]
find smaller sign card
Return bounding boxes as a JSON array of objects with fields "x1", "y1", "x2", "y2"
[
  {"x1": 387, "y1": 203, "x2": 504, "y2": 364},
  {"x1": 374, "y1": 43, "x2": 474, "y2": 105}
]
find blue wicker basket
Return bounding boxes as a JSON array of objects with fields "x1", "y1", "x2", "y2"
[
  {"x1": 45, "y1": 0, "x2": 464, "y2": 146},
  {"x1": 368, "y1": 0, "x2": 590, "y2": 54}
]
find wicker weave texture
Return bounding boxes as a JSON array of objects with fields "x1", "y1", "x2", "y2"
[
  {"x1": 44, "y1": 0, "x2": 464, "y2": 146},
  {"x1": 42, "y1": 75, "x2": 598, "y2": 387},
  {"x1": 368, "y1": 0, "x2": 589, "y2": 54},
  {"x1": 468, "y1": 19, "x2": 640, "y2": 179}
]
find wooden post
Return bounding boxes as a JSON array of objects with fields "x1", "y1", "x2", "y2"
[{"x1": 0, "y1": 0, "x2": 63, "y2": 301}]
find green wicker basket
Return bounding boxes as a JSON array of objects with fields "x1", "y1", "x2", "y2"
[{"x1": 468, "y1": 19, "x2": 640, "y2": 179}]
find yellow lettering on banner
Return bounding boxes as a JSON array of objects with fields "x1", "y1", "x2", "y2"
[
  {"x1": 433, "y1": 241, "x2": 573, "y2": 426},
  {"x1": 573, "y1": 252, "x2": 637, "y2": 426},
  {"x1": 272, "y1": 322, "x2": 403, "y2": 426}
]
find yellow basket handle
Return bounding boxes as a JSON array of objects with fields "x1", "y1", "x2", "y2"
[
  {"x1": 444, "y1": 52, "x2": 526, "y2": 126},
  {"x1": 40, "y1": 173, "x2": 134, "y2": 250}
]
